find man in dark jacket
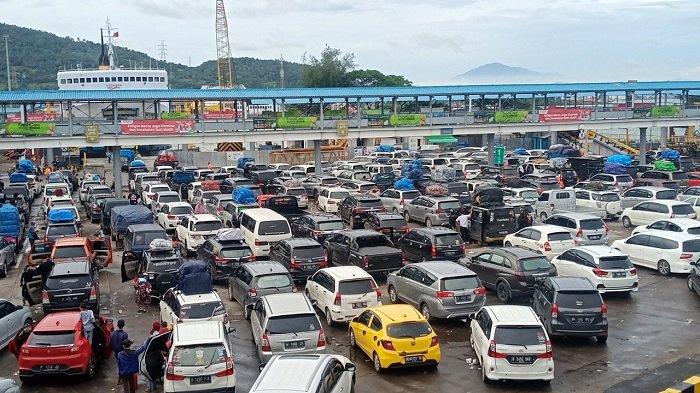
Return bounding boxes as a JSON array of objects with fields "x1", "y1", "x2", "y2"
[
  {"x1": 117, "y1": 338, "x2": 150, "y2": 393},
  {"x1": 110, "y1": 319, "x2": 128, "y2": 360}
]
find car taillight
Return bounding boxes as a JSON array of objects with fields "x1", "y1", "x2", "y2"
[
  {"x1": 41, "y1": 290, "x2": 49, "y2": 304},
  {"x1": 592, "y1": 268, "x2": 609, "y2": 277},
  {"x1": 317, "y1": 328, "x2": 326, "y2": 347},
  {"x1": 320, "y1": 252, "x2": 328, "y2": 268},
  {"x1": 313, "y1": 230, "x2": 323, "y2": 238},
  {"x1": 681, "y1": 253, "x2": 694, "y2": 260},
  {"x1": 380, "y1": 339, "x2": 395, "y2": 351},
  {"x1": 399, "y1": 198, "x2": 405, "y2": 205},
  {"x1": 248, "y1": 288, "x2": 258, "y2": 298},
  {"x1": 363, "y1": 255, "x2": 369, "y2": 269},
  {"x1": 436, "y1": 290, "x2": 454, "y2": 299},
  {"x1": 604, "y1": 222, "x2": 609, "y2": 233},
  {"x1": 21, "y1": 347, "x2": 29, "y2": 355},
  {"x1": 290, "y1": 258, "x2": 300, "y2": 269},
  {"x1": 431, "y1": 244, "x2": 437, "y2": 257},
  {"x1": 601, "y1": 303, "x2": 608, "y2": 318},
  {"x1": 328, "y1": 200, "x2": 336, "y2": 204},
  {"x1": 537, "y1": 340, "x2": 553, "y2": 359},
  {"x1": 430, "y1": 336, "x2": 439, "y2": 347},
  {"x1": 334, "y1": 292, "x2": 342, "y2": 306},
  {"x1": 551, "y1": 303, "x2": 559, "y2": 319},
  {"x1": 215, "y1": 357, "x2": 235, "y2": 377},
  {"x1": 514, "y1": 271, "x2": 525, "y2": 279},
  {"x1": 70, "y1": 343, "x2": 82, "y2": 353},
  {"x1": 436, "y1": 208, "x2": 444, "y2": 214},
  {"x1": 487, "y1": 340, "x2": 506, "y2": 358},
  {"x1": 214, "y1": 255, "x2": 228, "y2": 265},
  {"x1": 459, "y1": 243, "x2": 466, "y2": 255},
  {"x1": 576, "y1": 228, "x2": 583, "y2": 239},
  {"x1": 353, "y1": 207, "x2": 365, "y2": 214},
  {"x1": 89, "y1": 287, "x2": 97, "y2": 300},
  {"x1": 473, "y1": 287, "x2": 486, "y2": 296},
  {"x1": 630, "y1": 268, "x2": 637, "y2": 275},
  {"x1": 167, "y1": 214, "x2": 175, "y2": 220},
  {"x1": 372, "y1": 282, "x2": 381, "y2": 302},
  {"x1": 543, "y1": 242, "x2": 552, "y2": 252},
  {"x1": 223, "y1": 313, "x2": 230, "y2": 325},
  {"x1": 92, "y1": 207, "x2": 100, "y2": 212},
  {"x1": 166, "y1": 362, "x2": 186, "y2": 381},
  {"x1": 401, "y1": 226, "x2": 409, "y2": 233},
  {"x1": 255, "y1": 240, "x2": 268, "y2": 246},
  {"x1": 261, "y1": 331, "x2": 272, "y2": 352}
]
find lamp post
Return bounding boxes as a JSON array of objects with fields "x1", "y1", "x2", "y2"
[{"x1": 3, "y1": 35, "x2": 10, "y2": 91}]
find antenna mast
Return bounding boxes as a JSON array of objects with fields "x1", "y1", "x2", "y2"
[{"x1": 215, "y1": 0, "x2": 234, "y2": 88}]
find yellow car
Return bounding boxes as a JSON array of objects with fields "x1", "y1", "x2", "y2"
[{"x1": 348, "y1": 304, "x2": 441, "y2": 373}]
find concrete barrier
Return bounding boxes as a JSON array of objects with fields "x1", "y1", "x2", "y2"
[{"x1": 660, "y1": 375, "x2": 700, "y2": 393}]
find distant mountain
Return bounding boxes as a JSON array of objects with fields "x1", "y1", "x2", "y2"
[{"x1": 454, "y1": 62, "x2": 562, "y2": 84}]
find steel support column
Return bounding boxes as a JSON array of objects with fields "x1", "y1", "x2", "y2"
[
  {"x1": 320, "y1": 98, "x2": 325, "y2": 130},
  {"x1": 660, "y1": 127, "x2": 668, "y2": 147},
  {"x1": 68, "y1": 101, "x2": 73, "y2": 136},
  {"x1": 639, "y1": 127, "x2": 647, "y2": 165},
  {"x1": 313, "y1": 140, "x2": 322, "y2": 175},
  {"x1": 429, "y1": 96, "x2": 434, "y2": 126},
  {"x1": 464, "y1": 95, "x2": 469, "y2": 124},
  {"x1": 113, "y1": 145, "x2": 122, "y2": 197},
  {"x1": 487, "y1": 134, "x2": 495, "y2": 165}
]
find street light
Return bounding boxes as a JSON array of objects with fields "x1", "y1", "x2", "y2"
[{"x1": 2, "y1": 35, "x2": 10, "y2": 91}]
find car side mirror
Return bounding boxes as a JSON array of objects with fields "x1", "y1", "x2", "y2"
[
  {"x1": 15, "y1": 304, "x2": 23, "y2": 311},
  {"x1": 344, "y1": 363, "x2": 357, "y2": 372},
  {"x1": 258, "y1": 362, "x2": 267, "y2": 372},
  {"x1": 227, "y1": 327, "x2": 236, "y2": 334}
]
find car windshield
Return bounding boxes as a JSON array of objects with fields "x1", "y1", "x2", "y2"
[
  {"x1": 359, "y1": 184, "x2": 377, "y2": 192},
  {"x1": 338, "y1": 279, "x2": 374, "y2": 295},
  {"x1": 286, "y1": 188, "x2": 306, "y2": 196},
  {"x1": 386, "y1": 321, "x2": 432, "y2": 338},
  {"x1": 556, "y1": 291, "x2": 602, "y2": 308},
  {"x1": 141, "y1": 176, "x2": 160, "y2": 183},
  {"x1": 580, "y1": 219, "x2": 604, "y2": 230},
  {"x1": 171, "y1": 206, "x2": 193, "y2": 215},
  {"x1": 159, "y1": 195, "x2": 180, "y2": 204},
  {"x1": 151, "y1": 186, "x2": 170, "y2": 193},
  {"x1": 27, "y1": 331, "x2": 75, "y2": 346},
  {"x1": 441, "y1": 275, "x2": 480, "y2": 291},
  {"x1": 45, "y1": 274, "x2": 91, "y2": 290},
  {"x1": 357, "y1": 199, "x2": 382, "y2": 207},
  {"x1": 318, "y1": 220, "x2": 344, "y2": 231},
  {"x1": 220, "y1": 247, "x2": 252, "y2": 259},
  {"x1": 54, "y1": 245, "x2": 87, "y2": 259},
  {"x1": 548, "y1": 232, "x2": 572, "y2": 241},
  {"x1": 329, "y1": 191, "x2": 350, "y2": 199},
  {"x1": 672, "y1": 205, "x2": 695, "y2": 215},
  {"x1": 256, "y1": 274, "x2": 292, "y2": 289},
  {"x1": 520, "y1": 190, "x2": 539, "y2": 199},
  {"x1": 292, "y1": 246, "x2": 324, "y2": 259},
  {"x1": 518, "y1": 257, "x2": 552, "y2": 271},
  {"x1": 682, "y1": 240, "x2": 700, "y2": 252},
  {"x1": 266, "y1": 314, "x2": 320, "y2": 334},
  {"x1": 258, "y1": 220, "x2": 290, "y2": 236},
  {"x1": 134, "y1": 231, "x2": 168, "y2": 246},
  {"x1": 179, "y1": 301, "x2": 225, "y2": 319},
  {"x1": 355, "y1": 235, "x2": 389, "y2": 248},
  {"x1": 6, "y1": 186, "x2": 28, "y2": 196},
  {"x1": 147, "y1": 258, "x2": 181, "y2": 273},
  {"x1": 688, "y1": 227, "x2": 700, "y2": 235},
  {"x1": 172, "y1": 344, "x2": 227, "y2": 367},
  {"x1": 494, "y1": 326, "x2": 547, "y2": 346},
  {"x1": 657, "y1": 190, "x2": 677, "y2": 200},
  {"x1": 354, "y1": 173, "x2": 372, "y2": 181},
  {"x1": 321, "y1": 178, "x2": 337, "y2": 185},
  {"x1": 193, "y1": 221, "x2": 223, "y2": 232},
  {"x1": 45, "y1": 187, "x2": 69, "y2": 196},
  {"x1": 438, "y1": 200, "x2": 460, "y2": 210},
  {"x1": 598, "y1": 256, "x2": 633, "y2": 270},
  {"x1": 47, "y1": 225, "x2": 78, "y2": 237},
  {"x1": 434, "y1": 233, "x2": 463, "y2": 246}
]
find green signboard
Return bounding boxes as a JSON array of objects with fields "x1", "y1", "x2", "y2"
[
  {"x1": 389, "y1": 114, "x2": 426, "y2": 127},
  {"x1": 5, "y1": 122, "x2": 54, "y2": 136},
  {"x1": 494, "y1": 110, "x2": 529, "y2": 123},
  {"x1": 161, "y1": 112, "x2": 190, "y2": 119},
  {"x1": 650, "y1": 105, "x2": 681, "y2": 118},
  {"x1": 494, "y1": 145, "x2": 506, "y2": 165},
  {"x1": 276, "y1": 116, "x2": 317, "y2": 129}
]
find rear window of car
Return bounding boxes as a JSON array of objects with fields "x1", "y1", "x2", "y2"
[
  {"x1": 656, "y1": 190, "x2": 677, "y2": 200},
  {"x1": 258, "y1": 220, "x2": 290, "y2": 236},
  {"x1": 256, "y1": 274, "x2": 292, "y2": 289},
  {"x1": 682, "y1": 240, "x2": 700, "y2": 252},
  {"x1": 179, "y1": 301, "x2": 225, "y2": 319},
  {"x1": 673, "y1": 172, "x2": 688, "y2": 180},
  {"x1": 171, "y1": 206, "x2": 193, "y2": 215},
  {"x1": 53, "y1": 245, "x2": 87, "y2": 259},
  {"x1": 386, "y1": 321, "x2": 432, "y2": 338},
  {"x1": 357, "y1": 199, "x2": 382, "y2": 207},
  {"x1": 598, "y1": 256, "x2": 633, "y2": 270},
  {"x1": 134, "y1": 231, "x2": 168, "y2": 246},
  {"x1": 45, "y1": 274, "x2": 91, "y2": 290},
  {"x1": 359, "y1": 184, "x2": 377, "y2": 192},
  {"x1": 355, "y1": 235, "x2": 390, "y2": 248},
  {"x1": 617, "y1": 175, "x2": 633, "y2": 183},
  {"x1": 434, "y1": 233, "x2": 463, "y2": 246},
  {"x1": 518, "y1": 257, "x2": 552, "y2": 272},
  {"x1": 151, "y1": 186, "x2": 170, "y2": 193},
  {"x1": 547, "y1": 232, "x2": 572, "y2": 241},
  {"x1": 672, "y1": 204, "x2": 695, "y2": 215},
  {"x1": 555, "y1": 291, "x2": 602, "y2": 308},
  {"x1": 354, "y1": 173, "x2": 372, "y2": 181},
  {"x1": 147, "y1": 258, "x2": 181, "y2": 273},
  {"x1": 193, "y1": 221, "x2": 223, "y2": 232},
  {"x1": 438, "y1": 200, "x2": 460, "y2": 210},
  {"x1": 318, "y1": 220, "x2": 345, "y2": 231},
  {"x1": 593, "y1": 193, "x2": 620, "y2": 202},
  {"x1": 494, "y1": 326, "x2": 547, "y2": 346},
  {"x1": 267, "y1": 314, "x2": 320, "y2": 334},
  {"x1": 321, "y1": 178, "x2": 337, "y2": 185},
  {"x1": 329, "y1": 191, "x2": 350, "y2": 199},
  {"x1": 688, "y1": 227, "x2": 700, "y2": 235},
  {"x1": 401, "y1": 191, "x2": 420, "y2": 200},
  {"x1": 220, "y1": 246, "x2": 252, "y2": 259},
  {"x1": 47, "y1": 225, "x2": 78, "y2": 237},
  {"x1": 441, "y1": 275, "x2": 480, "y2": 291},
  {"x1": 286, "y1": 188, "x2": 306, "y2": 196},
  {"x1": 172, "y1": 172, "x2": 195, "y2": 183},
  {"x1": 28, "y1": 331, "x2": 75, "y2": 346},
  {"x1": 292, "y1": 245, "x2": 324, "y2": 259},
  {"x1": 580, "y1": 219, "x2": 605, "y2": 230},
  {"x1": 172, "y1": 344, "x2": 227, "y2": 367},
  {"x1": 159, "y1": 195, "x2": 180, "y2": 204},
  {"x1": 378, "y1": 218, "x2": 406, "y2": 229},
  {"x1": 338, "y1": 279, "x2": 374, "y2": 295}
]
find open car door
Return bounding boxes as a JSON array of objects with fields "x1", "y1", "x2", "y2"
[
  {"x1": 139, "y1": 331, "x2": 171, "y2": 382},
  {"x1": 121, "y1": 251, "x2": 140, "y2": 283},
  {"x1": 93, "y1": 237, "x2": 113, "y2": 269},
  {"x1": 8, "y1": 322, "x2": 34, "y2": 359},
  {"x1": 21, "y1": 268, "x2": 43, "y2": 306},
  {"x1": 98, "y1": 317, "x2": 115, "y2": 359}
]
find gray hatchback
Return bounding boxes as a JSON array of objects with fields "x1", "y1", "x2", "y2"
[
  {"x1": 386, "y1": 261, "x2": 486, "y2": 321},
  {"x1": 227, "y1": 261, "x2": 294, "y2": 319}
]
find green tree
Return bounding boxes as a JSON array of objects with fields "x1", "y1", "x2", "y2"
[
  {"x1": 347, "y1": 69, "x2": 412, "y2": 87},
  {"x1": 302, "y1": 46, "x2": 356, "y2": 87}
]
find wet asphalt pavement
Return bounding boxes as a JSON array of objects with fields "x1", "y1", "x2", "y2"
[{"x1": 0, "y1": 157, "x2": 698, "y2": 393}]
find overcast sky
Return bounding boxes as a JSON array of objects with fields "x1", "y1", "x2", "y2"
[{"x1": 2, "y1": 0, "x2": 699, "y2": 84}]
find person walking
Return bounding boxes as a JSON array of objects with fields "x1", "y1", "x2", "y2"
[
  {"x1": 79, "y1": 303, "x2": 96, "y2": 345},
  {"x1": 118, "y1": 338, "x2": 150, "y2": 393},
  {"x1": 455, "y1": 209, "x2": 471, "y2": 243},
  {"x1": 27, "y1": 223, "x2": 38, "y2": 248},
  {"x1": 128, "y1": 191, "x2": 139, "y2": 205},
  {"x1": 110, "y1": 320, "x2": 129, "y2": 360},
  {"x1": 135, "y1": 277, "x2": 152, "y2": 313}
]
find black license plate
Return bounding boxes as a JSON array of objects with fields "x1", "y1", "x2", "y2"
[
  {"x1": 405, "y1": 355, "x2": 423, "y2": 364},
  {"x1": 589, "y1": 235, "x2": 602, "y2": 240},
  {"x1": 498, "y1": 230, "x2": 508, "y2": 234},
  {"x1": 190, "y1": 375, "x2": 211, "y2": 385},
  {"x1": 534, "y1": 275, "x2": 547, "y2": 282},
  {"x1": 284, "y1": 340, "x2": 305, "y2": 350},
  {"x1": 455, "y1": 295, "x2": 471, "y2": 302},
  {"x1": 612, "y1": 272, "x2": 625, "y2": 278},
  {"x1": 444, "y1": 251, "x2": 457, "y2": 256},
  {"x1": 570, "y1": 316, "x2": 593, "y2": 324},
  {"x1": 39, "y1": 364, "x2": 61, "y2": 372},
  {"x1": 60, "y1": 296, "x2": 79, "y2": 303},
  {"x1": 353, "y1": 302, "x2": 367, "y2": 309},
  {"x1": 507, "y1": 355, "x2": 536, "y2": 364},
  {"x1": 302, "y1": 264, "x2": 319, "y2": 271}
]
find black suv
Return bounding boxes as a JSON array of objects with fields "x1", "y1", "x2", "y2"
[
  {"x1": 197, "y1": 238, "x2": 254, "y2": 282},
  {"x1": 43, "y1": 261, "x2": 99, "y2": 314},
  {"x1": 397, "y1": 227, "x2": 464, "y2": 262},
  {"x1": 139, "y1": 245, "x2": 184, "y2": 298},
  {"x1": 249, "y1": 170, "x2": 279, "y2": 193},
  {"x1": 532, "y1": 277, "x2": 608, "y2": 343},
  {"x1": 364, "y1": 212, "x2": 408, "y2": 243},
  {"x1": 338, "y1": 195, "x2": 385, "y2": 229},
  {"x1": 290, "y1": 214, "x2": 345, "y2": 245},
  {"x1": 463, "y1": 247, "x2": 557, "y2": 302},
  {"x1": 220, "y1": 177, "x2": 253, "y2": 194},
  {"x1": 324, "y1": 230, "x2": 403, "y2": 275},
  {"x1": 269, "y1": 238, "x2": 327, "y2": 282}
]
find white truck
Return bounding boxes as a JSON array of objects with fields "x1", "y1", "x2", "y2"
[{"x1": 535, "y1": 188, "x2": 621, "y2": 222}]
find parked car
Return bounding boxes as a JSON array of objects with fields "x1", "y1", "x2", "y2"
[
  {"x1": 317, "y1": 187, "x2": 351, "y2": 213},
  {"x1": 689, "y1": 259, "x2": 700, "y2": 297},
  {"x1": 155, "y1": 202, "x2": 193, "y2": 231},
  {"x1": 0, "y1": 299, "x2": 32, "y2": 350},
  {"x1": 305, "y1": 266, "x2": 381, "y2": 326},
  {"x1": 588, "y1": 173, "x2": 635, "y2": 189},
  {"x1": 635, "y1": 170, "x2": 685, "y2": 189},
  {"x1": 363, "y1": 212, "x2": 408, "y2": 242},
  {"x1": 348, "y1": 304, "x2": 440, "y2": 373},
  {"x1": 220, "y1": 202, "x2": 258, "y2": 228},
  {"x1": 470, "y1": 305, "x2": 554, "y2": 383},
  {"x1": 379, "y1": 188, "x2": 421, "y2": 214},
  {"x1": 522, "y1": 173, "x2": 559, "y2": 192},
  {"x1": 197, "y1": 236, "x2": 254, "y2": 282},
  {"x1": 551, "y1": 246, "x2": 638, "y2": 293},
  {"x1": 176, "y1": 214, "x2": 223, "y2": 253},
  {"x1": 387, "y1": 261, "x2": 485, "y2": 320},
  {"x1": 124, "y1": 224, "x2": 168, "y2": 258},
  {"x1": 100, "y1": 198, "x2": 130, "y2": 235},
  {"x1": 301, "y1": 176, "x2": 339, "y2": 198},
  {"x1": 611, "y1": 231, "x2": 700, "y2": 275},
  {"x1": 619, "y1": 186, "x2": 677, "y2": 209},
  {"x1": 338, "y1": 195, "x2": 385, "y2": 229},
  {"x1": 502, "y1": 187, "x2": 539, "y2": 203},
  {"x1": 324, "y1": 230, "x2": 403, "y2": 275},
  {"x1": 403, "y1": 195, "x2": 460, "y2": 227},
  {"x1": 290, "y1": 214, "x2": 345, "y2": 245},
  {"x1": 543, "y1": 213, "x2": 609, "y2": 245},
  {"x1": 620, "y1": 200, "x2": 696, "y2": 228},
  {"x1": 397, "y1": 227, "x2": 465, "y2": 262},
  {"x1": 227, "y1": 261, "x2": 294, "y2": 320},
  {"x1": 239, "y1": 208, "x2": 292, "y2": 257},
  {"x1": 535, "y1": 189, "x2": 610, "y2": 221},
  {"x1": 269, "y1": 238, "x2": 327, "y2": 282},
  {"x1": 41, "y1": 260, "x2": 100, "y2": 314},
  {"x1": 122, "y1": 242, "x2": 183, "y2": 298},
  {"x1": 159, "y1": 289, "x2": 229, "y2": 329},
  {"x1": 463, "y1": 247, "x2": 557, "y2": 302},
  {"x1": 631, "y1": 217, "x2": 700, "y2": 236},
  {"x1": 250, "y1": 354, "x2": 356, "y2": 393},
  {"x1": 503, "y1": 225, "x2": 576, "y2": 260}
]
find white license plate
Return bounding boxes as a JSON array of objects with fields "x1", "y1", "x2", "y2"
[
  {"x1": 405, "y1": 355, "x2": 423, "y2": 363},
  {"x1": 353, "y1": 302, "x2": 367, "y2": 309}
]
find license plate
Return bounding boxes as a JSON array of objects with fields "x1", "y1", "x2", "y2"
[
  {"x1": 455, "y1": 295, "x2": 471, "y2": 302},
  {"x1": 301, "y1": 264, "x2": 318, "y2": 271},
  {"x1": 498, "y1": 230, "x2": 508, "y2": 234},
  {"x1": 405, "y1": 355, "x2": 423, "y2": 364},
  {"x1": 589, "y1": 234, "x2": 602, "y2": 240},
  {"x1": 444, "y1": 251, "x2": 457, "y2": 256},
  {"x1": 284, "y1": 340, "x2": 305, "y2": 350},
  {"x1": 353, "y1": 302, "x2": 368, "y2": 309},
  {"x1": 534, "y1": 275, "x2": 546, "y2": 282},
  {"x1": 570, "y1": 316, "x2": 593, "y2": 324},
  {"x1": 60, "y1": 296, "x2": 79, "y2": 302},
  {"x1": 507, "y1": 355, "x2": 535, "y2": 364},
  {"x1": 612, "y1": 272, "x2": 625, "y2": 278},
  {"x1": 190, "y1": 376, "x2": 211, "y2": 385},
  {"x1": 39, "y1": 364, "x2": 60, "y2": 372}
]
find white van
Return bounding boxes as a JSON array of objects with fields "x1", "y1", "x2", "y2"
[{"x1": 240, "y1": 208, "x2": 292, "y2": 257}]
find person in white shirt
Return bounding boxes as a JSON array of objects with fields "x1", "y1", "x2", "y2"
[
  {"x1": 80, "y1": 303, "x2": 96, "y2": 345},
  {"x1": 456, "y1": 210, "x2": 471, "y2": 242}
]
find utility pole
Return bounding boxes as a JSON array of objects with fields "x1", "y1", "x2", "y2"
[
  {"x1": 279, "y1": 54, "x2": 285, "y2": 88},
  {"x1": 3, "y1": 35, "x2": 10, "y2": 91},
  {"x1": 157, "y1": 41, "x2": 167, "y2": 69}
]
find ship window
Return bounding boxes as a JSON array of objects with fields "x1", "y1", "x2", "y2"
[
  {"x1": 111, "y1": 77, "x2": 116, "y2": 82},
  {"x1": 79, "y1": 78, "x2": 85, "y2": 83},
  {"x1": 130, "y1": 77, "x2": 135, "y2": 82},
  {"x1": 60, "y1": 79, "x2": 66, "y2": 84},
  {"x1": 148, "y1": 77, "x2": 154, "y2": 82},
  {"x1": 66, "y1": 79, "x2": 72, "y2": 84},
  {"x1": 136, "y1": 77, "x2": 141, "y2": 82},
  {"x1": 160, "y1": 77, "x2": 165, "y2": 82},
  {"x1": 117, "y1": 77, "x2": 123, "y2": 82},
  {"x1": 99, "y1": 77, "x2": 104, "y2": 82},
  {"x1": 72, "y1": 78, "x2": 78, "y2": 83}
]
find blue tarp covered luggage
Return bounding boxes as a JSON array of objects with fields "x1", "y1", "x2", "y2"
[
  {"x1": 401, "y1": 160, "x2": 424, "y2": 180},
  {"x1": 606, "y1": 154, "x2": 632, "y2": 166},
  {"x1": 48, "y1": 207, "x2": 77, "y2": 220},
  {"x1": 129, "y1": 159, "x2": 146, "y2": 168},
  {"x1": 233, "y1": 187, "x2": 256, "y2": 204},
  {"x1": 376, "y1": 144, "x2": 395, "y2": 152},
  {"x1": 514, "y1": 147, "x2": 528, "y2": 155},
  {"x1": 120, "y1": 149, "x2": 136, "y2": 160},
  {"x1": 9, "y1": 173, "x2": 27, "y2": 184},
  {"x1": 394, "y1": 178, "x2": 415, "y2": 191},
  {"x1": 237, "y1": 157, "x2": 255, "y2": 169},
  {"x1": 604, "y1": 163, "x2": 628, "y2": 175},
  {"x1": 110, "y1": 205, "x2": 154, "y2": 236},
  {"x1": 660, "y1": 149, "x2": 680, "y2": 160},
  {"x1": 47, "y1": 209, "x2": 75, "y2": 223},
  {"x1": 17, "y1": 159, "x2": 35, "y2": 174},
  {"x1": 176, "y1": 260, "x2": 213, "y2": 295},
  {"x1": 0, "y1": 204, "x2": 20, "y2": 237}
]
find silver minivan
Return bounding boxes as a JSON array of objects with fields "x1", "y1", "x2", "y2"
[
  {"x1": 379, "y1": 188, "x2": 421, "y2": 214},
  {"x1": 543, "y1": 213, "x2": 608, "y2": 245},
  {"x1": 404, "y1": 196, "x2": 461, "y2": 227},
  {"x1": 386, "y1": 261, "x2": 486, "y2": 320},
  {"x1": 248, "y1": 293, "x2": 326, "y2": 362},
  {"x1": 228, "y1": 261, "x2": 295, "y2": 320},
  {"x1": 251, "y1": 354, "x2": 356, "y2": 393}
]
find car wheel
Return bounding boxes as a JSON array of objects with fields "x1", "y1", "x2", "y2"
[
  {"x1": 688, "y1": 275, "x2": 696, "y2": 292},
  {"x1": 349, "y1": 330, "x2": 357, "y2": 348},
  {"x1": 388, "y1": 285, "x2": 399, "y2": 303},
  {"x1": 657, "y1": 260, "x2": 671, "y2": 276},
  {"x1": 496, "y1": 281, "x2": 512, "y2": 302},
  {"x1": 84, "y1": 357, "x2": 96, "y2": 380},
  {"x1": 373, "y1": 353, "x2": 383, "y2": 373},
  {"x1": 19, "y1": 376, "x2": 33, "y2": 384},
  {"x1": 404, "y1": 211, "x2": 411, "y2": 223},
  {"x1": 0, "y1": 263, "x2": 6, "y2": 279},
  {"x1": 313, "y1": 190, "x2": 319, "y2": 199},
  {"x1": 596, "y1": 335, "x2": 608, "y2": 344},
  {"x1": 504, "y1": 241, "x2": 512, "y2": 247},
  {"x1": 426, "y1": 218, "x2": 433, "y2": 227},
  {"x1": 325, "y1": 308, "x2": 335, "y2": 327},
  {"x1": 622, "y1": 216, "x2": 632, "y2": 228},
  {"x1": 420, "y1": 303, "x2": 432, "y2": 322},
  {"x1": 316, "y1": 201, "x2": 323, "y2": 212}
]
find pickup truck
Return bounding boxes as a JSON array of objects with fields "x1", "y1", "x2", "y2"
[
  {"x1": 535, "y1": 188, "x2": 620, "y2": 222},
  {"x1": 49, "y1": 237, "x2": 113, "y2": 269},
  {"x1": 324, "y1": 230, "x2": 403, "y2": 275},
  {"x1": 262, "y1": 195, "x2": 305, "y2": 223}
]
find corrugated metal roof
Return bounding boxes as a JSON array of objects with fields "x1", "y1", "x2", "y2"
[{"x1": 0, "y1": 80, "x2": 698, "y2": 103}]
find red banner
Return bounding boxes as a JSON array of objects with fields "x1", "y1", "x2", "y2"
[
  {"x1": 204, "y1": 110, "x2": 238, "y2": 120},
  {"x1": 6, "y1": 112, "x2": 57, "y2": 123},
  {"x1": 538, "y1": 107, "x2": 591, "y2": 123},
  {"x1": 120, "y1": 119, "x2": 195, "y2": 135}
]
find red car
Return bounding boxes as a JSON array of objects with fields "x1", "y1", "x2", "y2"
[
  {"x1": 688, "y1": 172, "x2": 700, "y2": 187},
  {"x1": 9, "y1": 311, "x2": 113, "y2": 382},
  {"x1": 154, "y1": 152, "x2": 179, "y2": 169}
]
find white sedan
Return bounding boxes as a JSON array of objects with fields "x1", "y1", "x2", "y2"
[
  {"x1": 156, "y1": 202, "x2": 194, "y2": 231},
  {"x1": 503, "y1": 225, "x2": 576, "y2": 260},
  {"x1": 621, "y1": 200, "x2": 696, "y2": 228},
  {"x1": 551, "y1": 246, "x2": 638, "y2": 293},
  {"x1": 632, "y1": 218, "x2": 700, "y2": 236}
]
